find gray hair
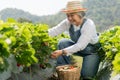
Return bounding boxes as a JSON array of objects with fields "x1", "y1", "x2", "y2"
[{"x1": 77, "y1": 11, "x2": 86, "y2": 18}]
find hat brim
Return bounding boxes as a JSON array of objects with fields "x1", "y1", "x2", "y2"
[{"x1": 61, "y1": 8, "x2": 87, "y2": 13}]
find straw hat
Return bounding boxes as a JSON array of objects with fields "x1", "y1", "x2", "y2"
[{"x1": 62, "y1": 0, "x2": 87, "y2": 13}]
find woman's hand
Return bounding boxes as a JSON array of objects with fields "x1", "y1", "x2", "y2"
[{"x1": 51, "y1": 50, "x2": 63, "y2": 59}]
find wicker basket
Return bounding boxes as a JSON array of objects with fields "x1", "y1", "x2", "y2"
[{"x1": 56, "y1": 65, "x2": 81, "y2": 80}]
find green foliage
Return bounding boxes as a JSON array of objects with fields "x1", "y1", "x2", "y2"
[
  {"x1": 99, "y1": 26, "x2": 120, "y2": 74},
  {"x1": 7, "y1": 18, "x2": 17, "y2": 23},
  {"x1": 112, "y1": 53, "x2": 120, "y2": 75},
  {"x1": 0, "y1": 19, "x2": 58, "y2": 72},
  {"x1": 0, "y1": 18, "x2": 69, "y2": 72},
  {"x1": 0, "y1": 57, "x2": 9, "y2": 72}
]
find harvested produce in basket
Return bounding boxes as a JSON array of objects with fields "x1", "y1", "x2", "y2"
[
  {"x1": 56, "y1": 65, "x2": 81, "y2": 80},
  {"x1": 57, "y1": 65, "x2": 77, "y2": 71}
]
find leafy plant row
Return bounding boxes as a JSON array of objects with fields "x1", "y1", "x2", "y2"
[
  {"x1": 99, "y1": 26, "x2": 120, "y2": 75},
  {"x1": 0, "y1": 18, "x2": 61, "y2": 72}
]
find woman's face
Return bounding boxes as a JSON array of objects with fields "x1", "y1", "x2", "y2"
[{"x1": 66, "y1": 12, "x2": 82, "y2": 26}]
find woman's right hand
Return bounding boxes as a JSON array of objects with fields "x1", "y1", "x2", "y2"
[{"x1": 50, "y1": 50, "x2": 63, "y2": 59}]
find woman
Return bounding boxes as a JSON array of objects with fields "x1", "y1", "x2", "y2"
[{"x1": 49, "y1": 0, "x2": 100, "y2": 80}]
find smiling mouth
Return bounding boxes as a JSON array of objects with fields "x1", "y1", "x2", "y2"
[{"x1": 69, "y1": 20, "x2": 75, "y2": 22}]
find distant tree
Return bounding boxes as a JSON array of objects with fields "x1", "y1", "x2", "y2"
[{"x1": 17, "y1": 17, "x2": 32, "y2": 23}]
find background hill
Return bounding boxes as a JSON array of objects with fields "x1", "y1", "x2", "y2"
[
  {"x1": 0, "y1": 0, "x2": 120, "y2": 32},
  {"x1": 0, "y1": 8, "x2": 41, "y2": 23},
  {"x1": 84, "y1": 0, "x2": 120, "y2": 31},
  {"x1": 0, "y1": 8, "x2": 66, "y2": 27}
]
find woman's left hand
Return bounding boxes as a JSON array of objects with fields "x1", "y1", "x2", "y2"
[{"x1": 51, "y1": 50, "x2": 62, "y2": 59}]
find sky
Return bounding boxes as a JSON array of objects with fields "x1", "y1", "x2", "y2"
[{"x1": 0, "y1": 0, "x2": 75, "y2": 16}]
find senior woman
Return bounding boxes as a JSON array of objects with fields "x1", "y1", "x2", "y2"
[{"x1": 49, "y1": 0, "x2": 100, "y2": 80}]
